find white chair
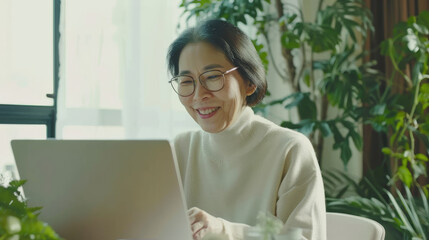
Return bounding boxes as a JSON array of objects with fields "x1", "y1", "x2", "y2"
[{"x1": 326, "y1": 212, "x2": 385, "y2": 240}]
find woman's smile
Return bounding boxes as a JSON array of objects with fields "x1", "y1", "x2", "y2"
[{"x1": 196, "y1": 107, "x2": 220, "y2": 119}]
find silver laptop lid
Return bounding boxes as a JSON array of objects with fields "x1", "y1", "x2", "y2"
[{"x1": 11, "y1": 139, "x2": 192, "y2": 240}]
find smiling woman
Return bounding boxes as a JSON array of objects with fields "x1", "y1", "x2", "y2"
[
  {"x1": 167, "y1": 19, "x2": 326, "y2": 240},
  {"x1": 175, "y1": 42, "x2": 255, "y2": 133}
]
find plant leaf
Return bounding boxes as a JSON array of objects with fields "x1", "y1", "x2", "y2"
[
  {"x1": 385, "y1": 189, "x2": 418, "y2": 236},
  {"x1": 398, "y1": 166, "x2": 413, "y2": 188},
  {"x1": 319, "y1": 122, "x2": 332, "y2": 137}
]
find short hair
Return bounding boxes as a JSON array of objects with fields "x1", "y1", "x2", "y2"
[{"x1": 166, "y1": 19, "x2": 267, "y2": 106}]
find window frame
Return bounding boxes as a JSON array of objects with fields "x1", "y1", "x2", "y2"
[{"x1": 0, "y1": 0, "x2": 61, "y2": 138}]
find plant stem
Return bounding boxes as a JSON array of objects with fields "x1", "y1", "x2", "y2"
[
  {"x1": 409, "y1": 80, "x2": 420, "y2": 121},
  {"x1": 388, "y1": 40, "x2": 413, "y2": 88},
  {"x1": 395, "y1": 80, "x2": 420, "y2": 151},
  {"x1": 262, "y1": 32, "x2": 287, "y2": 80},
  {"x1": 275, "y1": 0, "x2": 297, "y2": 91},
  {"x1": 317, "y1": 0, "x2": 324, "y2": 20},
  {"x1": 410, "y1": 128, "x2": 415, "y2": 158},
  {"x1": 294, "y1": 35, "x2": 306, "y2": 88},
  {"x1": 407, "y1": 81, "x2": 420, "y2": 166},
  {"x1": 317, "y1": 96, "x2": 329, "y2": 164}
]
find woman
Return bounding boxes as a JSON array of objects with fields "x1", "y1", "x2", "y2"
[{"x1": 167, "y1": 19, "x2": 326, "y2": 240}]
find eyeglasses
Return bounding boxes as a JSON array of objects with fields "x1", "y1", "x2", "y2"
[{"x1": 169, "y1": 67, "x2": 239, "y2": 97}]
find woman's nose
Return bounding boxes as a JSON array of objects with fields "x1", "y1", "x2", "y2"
[{"x1": 193, "y1": 80, "x2": 210, "y2": 100}]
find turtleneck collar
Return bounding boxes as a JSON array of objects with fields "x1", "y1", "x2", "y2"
[{"x1": 203, "y1": 106, "x2": 255, "y2": 150}]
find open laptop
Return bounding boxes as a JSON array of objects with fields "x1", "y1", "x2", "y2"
[{"x1": 11, "y1": 139, "x2": 193, "y2": 240}]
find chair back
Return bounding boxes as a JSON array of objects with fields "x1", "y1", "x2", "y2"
[{"x1": 326, "y1": 212, "x2": 385, "y2": 240}]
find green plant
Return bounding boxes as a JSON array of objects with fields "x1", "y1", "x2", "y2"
[
  {"x1": 376, "y1": 10, "x2": 429, "y2": 188},
  {"x1": 179, "y1": 0, "x2": 375, "y2": 169},
  {"x1": 0, "y1": 180, "x2": 62, "y2": 240},
  {"x1": 321, "y1": 9, "x2": 429, "y2": 236},
  {"x1": 324, "y1": 170, "x2": 429, "y2": 240}
]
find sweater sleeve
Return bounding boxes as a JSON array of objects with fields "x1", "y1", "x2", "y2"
[
  {"x1": 276, "y1": 136, "x2": 327, "y2": 240},
  {"x1": 219, "y1": 219, "x2": 250, "y2": 240}
]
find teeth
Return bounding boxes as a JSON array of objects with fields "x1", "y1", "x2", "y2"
[{"x1": 198, "y1": 108, "x2": 218, "y2": 115}]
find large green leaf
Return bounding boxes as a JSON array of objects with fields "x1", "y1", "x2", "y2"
[
  {"x1": 349, "y1": 128, "x2": 363, "y2": 151},
  {"x1": 398, "y1": 166, "x2": 413, "y2": 188},
  {"x1": 417, "y1": 11, "x2": 429, "y2": 28},
  {"x1": 340, "y1": 140, "x2": 352, "y2": 167},
  {"x1": 281, "y1": 31, "x2": 301, "y2": 49},
  {"x1": 297, "y1": 94, "x2": 317, "y2": 120},
  {"x1": 296, "y1": 22, "x2": 340, "y2": 52},
  {"x1": 318, "y1": 121, "x2": 332, "y2": 137}
]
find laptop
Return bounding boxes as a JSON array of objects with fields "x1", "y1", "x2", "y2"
[{"x1": 11, "y1": 139, "x2": 193, "y2": 240}]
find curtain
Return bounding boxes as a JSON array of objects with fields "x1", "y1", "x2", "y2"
[
  {"x1": 56, "y1": 0, "x2": 199, "y2": 140},
  {"x1": 362, "y1": 0, "x2": 429, "y2": 179}
]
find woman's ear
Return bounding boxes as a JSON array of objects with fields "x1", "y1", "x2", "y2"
[{"x1": 246, "y1": 83, "x2": 257, "y2": 96}]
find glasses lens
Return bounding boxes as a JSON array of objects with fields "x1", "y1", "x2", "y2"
[
  {"x1": 171, "y1": 76, "x2": 194, "y2": 96},
  {"x1": 201, "y1": 71, "x2": 224, "y2": 91}
]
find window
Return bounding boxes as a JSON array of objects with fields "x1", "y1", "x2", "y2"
[
  {"x1": 0, "y1": 0, "x2": 60, "y2": 183},
  {"x1": 56, "y1": 0, "x2": 199, "y2": 140}
]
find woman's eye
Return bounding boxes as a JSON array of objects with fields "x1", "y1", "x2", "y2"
[
  {"x1": 179, "y1": 79, "x2": 193, "y2": 85},
  {"x1": 206, "y1": 74, "x2": 222, "y2": 81}
]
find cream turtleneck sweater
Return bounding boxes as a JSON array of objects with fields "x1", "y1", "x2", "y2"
[{"x1": 173, "y1": 107, "x2": 326, "y2": 240}]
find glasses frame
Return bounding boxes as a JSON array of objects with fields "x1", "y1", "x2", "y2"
[{"x1": 169, "y1": 67, "x2": 239, "y2": 97}]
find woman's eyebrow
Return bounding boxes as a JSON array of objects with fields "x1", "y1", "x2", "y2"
[
  {"x1": 203, "y1": 64, "x2": 224, "y2": 70},
  {"x1": 178, "y1": 70, "x2": 191, "y2": 75},
  {"x1": 178, "y1": 64, "x2": 225, "y2": 76}
]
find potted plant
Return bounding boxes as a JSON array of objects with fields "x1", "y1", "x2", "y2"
[{"x1": 0, "y1": 180, "x2": 62, "y2": 240}]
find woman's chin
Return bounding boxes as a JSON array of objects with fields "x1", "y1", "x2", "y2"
[
  {"x1": 200, "y1": 125, "x2": 223, "y2": 133},
  {"x1": 197, "y1": 122, "x2": 226, "y2": 133}
]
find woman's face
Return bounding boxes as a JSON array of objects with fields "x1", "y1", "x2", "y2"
[{"x1": 177, "y1": 41, "x2": 255, "y2": 133}]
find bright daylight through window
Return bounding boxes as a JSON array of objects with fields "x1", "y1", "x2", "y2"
[{"x1": 0, "y1": 0, "x2": 54, "y2": 182}]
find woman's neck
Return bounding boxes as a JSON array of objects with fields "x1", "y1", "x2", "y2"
[{"x1": 204, "y1": 106, "x2": 254, "y2": 151}]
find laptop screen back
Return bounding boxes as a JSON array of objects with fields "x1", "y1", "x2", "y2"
[{"x1": 11, "y1": 139, "x2": 192, "y2": 240}]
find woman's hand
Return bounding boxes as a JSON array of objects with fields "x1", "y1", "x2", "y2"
[{"x1": 188, "y1": 207, "x2": 224, "y2": 240}]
